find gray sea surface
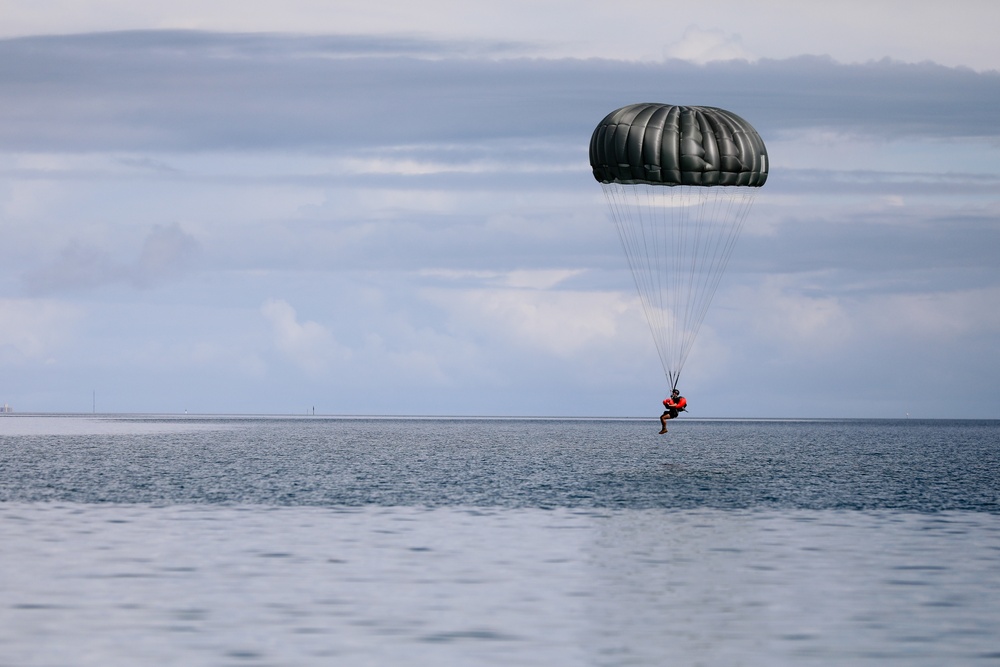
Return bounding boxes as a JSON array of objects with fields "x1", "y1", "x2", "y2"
[{"x1": 1, "y1": 415, "x2": 999, "y2": 665}]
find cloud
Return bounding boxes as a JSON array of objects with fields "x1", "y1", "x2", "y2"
[
  {"x1": 21, "y1": 222, "x2": 198, "y2": 294},
  {"x1": 421, "y1": 285, "x2": 641, "y2": 357},
  {"x1": 665, "y1": 27, "x2": 754, "y2": 64},
  {"x1": 723, "y1": 274, "x2": 1000, "y2": 365},
  {"x1": 737, "y1": 276, "x2": 854, "y2": 352},
  {"x1": 1, "y1": 31, "x2": 998, "y2": 155},
  {"x1": 861, "y1": 287, "x2": 1000, "y2": 340},
  {"x1": 0, "y1": 298, "x2": 83, "y2": 363},
  {"x1": 21, "y1": 240, "x2": 122, "y2": 295},
  {"x1": 260, "y1": 298, "x2": 350, "y2": 374},
  {"x1": 3, "y1": 1, "x2": 999, "y2": 70},
  {"x1": 133, "y1": 222, "x2": 199, "y2": 286},
  {"x1": 419, "y1": 269, "x2": 583, "y2": 289}
]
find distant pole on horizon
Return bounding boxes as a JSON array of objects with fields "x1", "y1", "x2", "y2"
[{"x1": 92, "y1": 390, "x2": 95, "y2": 414}]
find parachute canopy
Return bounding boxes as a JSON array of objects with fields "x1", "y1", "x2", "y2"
[
  {"x1": 590, "y1": 103, "x2": 768, "y2": 187},
  {"x1": 590, "y1": 103, "x2": 768, "y2": 390}
]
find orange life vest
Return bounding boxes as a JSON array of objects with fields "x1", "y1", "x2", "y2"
[{"x1": 664, "y1": 395, "x2": 687, "y2": 411}]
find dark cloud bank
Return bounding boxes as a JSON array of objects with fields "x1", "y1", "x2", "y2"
[{"x1": 0, "y1": 30, "x2": 998, "y2": 152}]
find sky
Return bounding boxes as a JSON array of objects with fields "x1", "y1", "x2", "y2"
[{"x1": 0, "y1": 1, "x2": 998, "y2": 418}]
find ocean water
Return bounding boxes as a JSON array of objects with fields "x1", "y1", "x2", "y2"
[{"x1": 1, "y1": 415, "x2": 998, "y2": 666}]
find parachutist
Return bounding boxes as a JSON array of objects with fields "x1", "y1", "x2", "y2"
[{"x1": 659, "y1": 389, "x2": 687, "y2": 434}]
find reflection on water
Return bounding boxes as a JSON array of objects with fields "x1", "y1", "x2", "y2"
[{"x1": 1, "y1": 504, "x2": 999, "y2": 666}]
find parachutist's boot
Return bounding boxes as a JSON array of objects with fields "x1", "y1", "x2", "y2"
[{"x1": 658, "y1": 427, "x2": 667, "y2": 434}]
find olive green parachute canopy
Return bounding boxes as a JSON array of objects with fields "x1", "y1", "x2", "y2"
[{"x1": 590, "y1": 103, "x2": 768, "y2": 187}]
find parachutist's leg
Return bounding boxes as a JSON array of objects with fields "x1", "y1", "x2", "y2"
[{"x1": 659, "y1": 411, "x2": 669, "y2": 434}]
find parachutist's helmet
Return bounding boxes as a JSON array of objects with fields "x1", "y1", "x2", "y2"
[{"x1": 672, "y1": 389, "x2": 680, "y2": 395}]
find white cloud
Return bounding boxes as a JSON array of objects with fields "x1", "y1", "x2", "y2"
[
  {"x1": 0, "y1": 176, "x2": 61, "y2": 221},
  {"x1": 260, "y1": 298, "x2": 350, "y2": 374},
  {"x1": 422, "y1": 286, "x2": 641, "y2": 357},
  {"x1": 419, "y1": 268, "x2": 583, "y2": 289},
  {"x1": 0, "y1": 298, "x2": 83, "y2": 364},
  {"x1": 502, "y1": 270, "x2": 583, "y2": 289},
  {"x1": 336, "y1": 155, "x2": 581, "y2": 177},
  {"x1": 665, "y1": 26, "x2": 754, "y2": 64},
  {"x1": 731, "y1": 279, "x2": 1000, "y2": 353},
  {"x1": 732, "y1": 277, "x2": 854, "y2": 352}
]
